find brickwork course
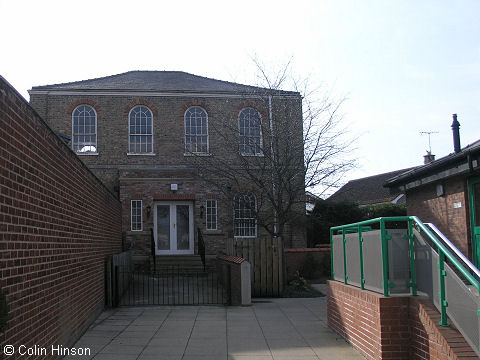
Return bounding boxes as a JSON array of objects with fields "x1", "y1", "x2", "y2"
[
  {"x1": 0, "y1": 76, "x2": 122, "y2": 359},
  {"x1": 328, "y1": 281, "x2": 479, "y2": 360},
  {"x1": 29, "y1": 71, "x2": 307, "y2": 262}
]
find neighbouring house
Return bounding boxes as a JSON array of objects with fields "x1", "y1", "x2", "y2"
[
  {"x1": 328, "y1": 167, "x2": 415, "y2": 206},
  {"x1": 28, "y1": 71, "x2": 307, "y2": 266},
  {"x1": 385, "y1": 114, "x2": 480, "y2": 264},
  {"x1": 306, "y1": 191, "x2": 321, "y2": 213}
]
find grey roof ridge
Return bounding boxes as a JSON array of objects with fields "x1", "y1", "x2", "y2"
[{"x1": 29, "y1": 70, "x2": 300, "y2": 95}]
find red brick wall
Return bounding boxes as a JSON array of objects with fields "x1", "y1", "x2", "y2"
[
  {"x1": 0, "y1": 76, "x2": 122, "y2": 359},
  {"x1": 406, "y1": 177, "x2": 471, "y2": 258},
  {"x1": 285, "y1": 247, "x2": 330, "y2": 280},
  {"x1": 327, "y1": 281, "x2": 479, "y2": 359}
]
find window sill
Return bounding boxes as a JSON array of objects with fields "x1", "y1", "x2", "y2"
[
  {"x1": 240, "y1": 153, "x2": 264, "y2": 157},
  {"x1": 76, "y1": 152, "x2": 99, "y2": 156},
  {"x1": 127, "y1": 153, "x2": 156, "y2": 156},
  {"x1": 184, "y1": 153, "x2": 212, "y2": 157}
]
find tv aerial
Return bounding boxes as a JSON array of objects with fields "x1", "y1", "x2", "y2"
[{"x1": 420, "y1": 131, "x2": 438, "y2": 153}]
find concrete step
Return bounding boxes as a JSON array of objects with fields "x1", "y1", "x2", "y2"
[{"x1": 152, "y1": 255, "x2": 208, "y2": 273}]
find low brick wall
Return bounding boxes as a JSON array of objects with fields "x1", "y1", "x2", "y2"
[
  {"x1": 216, "y1": 254, "x2": 251, "y2": 306},
  {"x1": 327, "y1": 281, "x2": 479, "y2": 360},
  {"x1": 0, "y1": 76, "x2": 122, "y2": 359},
  {"x1": 285, "y1": 246, "x2": 330, "y2": 280}
]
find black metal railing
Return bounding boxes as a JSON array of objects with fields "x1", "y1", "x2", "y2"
[
  {"x1": 197, "y1": 227, "x2": 206, "y2": 271},
  {"x1": 150, "y1": 228, "x2": 156, "y2": 273},
  {"x1": 113, "y1": 265, "x2": 229, "y2": 306}
]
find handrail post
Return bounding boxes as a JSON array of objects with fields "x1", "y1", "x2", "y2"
[
  {"x1": 330, "y1": 228, "x2": 334, "y2": 280},
  {"x1": 408, "y1": 219, "x2": 417, "y2": 296},
  {"x1": 343, "y1": 231, "x2": 348, "y2": 284},
  {"x1": 358, "y1": 225, "x2": 365, "y2": 290},
  {"x1": 380, "y1": 219, "x2": 389, "y2": 297},
  {"x1": 438, "y1": 250, "x2": 450, "y2": 327}
]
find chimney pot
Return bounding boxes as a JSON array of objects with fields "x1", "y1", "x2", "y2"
[
  {"x1": 424, "y1": 151, "x2": 435, "y2": 164},
  {"x1": 451, "y1": 114, "x2": 461, "y2": 153}
]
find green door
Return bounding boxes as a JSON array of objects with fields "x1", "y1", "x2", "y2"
[{"x1": 469, "y1": 178, "x2": 480, "y2": 267}]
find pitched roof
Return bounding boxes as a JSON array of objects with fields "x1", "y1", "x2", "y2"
[
  {"x1": 29, "y1": 71, "x2": 299, "y2": 96},
  {"x1": 385, "y1": 139, "x2": 480, "y2": 187},
  {"x1": 328, "y1": 168, "x2": 415, "y2": 205}
]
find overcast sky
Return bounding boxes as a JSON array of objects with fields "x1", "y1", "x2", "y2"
[{"x1": 1, "y1": 0, "x2": 479, "y2": 195}]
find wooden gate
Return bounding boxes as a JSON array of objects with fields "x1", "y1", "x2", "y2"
[{"x1": 226, "y1": 237, "x2": 284, "y2": 297}]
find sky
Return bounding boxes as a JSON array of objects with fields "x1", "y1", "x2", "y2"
[{"x1": 1, "y1": 0, "x2": 479, "y2": 196}]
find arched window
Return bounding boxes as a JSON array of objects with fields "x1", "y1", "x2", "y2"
[
  {"x1": 129, "y1": 106, "x2": 153, "y2": 154},
  {"x1": 72, "y1": 105, "x2": 97, "y2": 153},
  {"x1": 233, "y1": 192, "x2": 257, "y2": 237},
  {"x1": 184, "y1": 106, "x2": 208, "y2": 153},
  {"x1": 238, "y1": 108, "x2": 263, "y2": 156}
]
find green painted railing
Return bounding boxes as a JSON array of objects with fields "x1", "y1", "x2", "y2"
[{"x1": 330, "y1": 216, "x2": 480, "y2": 327}]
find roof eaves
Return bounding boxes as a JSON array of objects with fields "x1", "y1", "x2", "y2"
[{"x1": 385, "y1": 140, "x2": 480, "y2": 187}]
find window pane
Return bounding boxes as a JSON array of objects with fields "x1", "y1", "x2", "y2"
[
  {"x1": 206, "y1": 200, "x2": 217, "y2": 230},
  {"x1": 73, "y1": 105, "x2": 97, "y2": 153},
  {"x1": 233, "y1": 193, "x2": 256, "y2": 237},
  {"x1": 131, "y1": 200, "x2": 142, "y2": 231},
  {"x1": 185, "y1": 107, "x2": 208, "y2": 153},
  {"x1": 238, "y1": 108, "x2": 262, "y2": 155},
  {"x1": 129, "y1": 106, "x2": 153, "y2": 153}
]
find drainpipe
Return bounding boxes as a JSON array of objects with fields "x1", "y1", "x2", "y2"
[
  {"x1": 451, "y1": 114, "x2": 461, "y2": 153},
  {"x1": 269, "y1": 95, "x2": 278, "y2": 236}
]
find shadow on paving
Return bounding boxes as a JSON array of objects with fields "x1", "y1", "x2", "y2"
[{"x1": 65, "y1": 296, "x2": 365, "y2": 360}]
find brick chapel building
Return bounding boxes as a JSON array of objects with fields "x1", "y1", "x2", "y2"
[{"x1": 29, "y1": 71, "x2": 306, "y2": 264}]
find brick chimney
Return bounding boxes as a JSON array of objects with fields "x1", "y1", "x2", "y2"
[
  {"x1": 424, "y1": 151, "x2": 435, "y2": 164},
  {"x1": 451, "y1": 114, "x2": 461, "y2": 153}
]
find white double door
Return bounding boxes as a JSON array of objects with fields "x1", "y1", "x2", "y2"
[{"x1": 154, "y1": 201, "x2": 194, "y2": 255}]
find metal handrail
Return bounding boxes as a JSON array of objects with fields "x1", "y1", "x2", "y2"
[
  {"x1": 425, "y1": 222, "x2": 480, "y2": 279},
  {"x1": 330, "y1": 216, "x2": 480, "y2": 327},
  {"x1": 197, "y1": 227, "x2": 206, "y2": 271}
]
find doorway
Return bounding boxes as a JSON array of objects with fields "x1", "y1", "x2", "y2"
[{"x1": 154, "y1": 202, "x2": 194, "y2": 255}]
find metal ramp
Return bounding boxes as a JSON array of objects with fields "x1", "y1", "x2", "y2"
[{"x1": 331, "y1": 216, "x2": 480, "y2": 357}]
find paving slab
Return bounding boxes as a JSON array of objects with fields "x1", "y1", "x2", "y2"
[{"x1": 65, "y1": 296, "x2": 364, "y2": 359}]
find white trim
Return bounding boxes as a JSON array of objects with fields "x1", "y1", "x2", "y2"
[
  {"x1": 238, "y1": 107, "x2": 264, "y2": 156},
  {"x1": 30, "y1": 90, "x2": 300, "y2": 99},
  {"x1": 128, "y1": 105, "x2": 154, "y2": 155},
  {"x1": 184, "y1": 106, "x2": 209, "y2": 154},
  {"x1": 153, "y1": 201, "x2": 194, "y2": 255},
  {"x1": 233, "y1": 192, "x2": 257, "y2": 238},
  {"x1": 71, "y1": 104, "x2": 98, "y2": 154},
  {"x1": 131, "y1": 200, "x2": 143, "y2": 231},
  {"x1": 77, "y1": 152, "x2": 99, "y2": 156},
  {"x1": 183, "y1": 153, "x2": 212, "y2": 157},
  {"x1": 126, "y1": 153, "x2": 156, "y2": 156}
]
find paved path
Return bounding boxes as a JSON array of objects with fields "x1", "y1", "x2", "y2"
[{"x1": 66, "y1": 293, "x2": 364, "y2": 360}]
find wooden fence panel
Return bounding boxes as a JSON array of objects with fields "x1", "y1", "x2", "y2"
[{"x1": 225, "y1": 237, "x2": 283, "y2": 297}]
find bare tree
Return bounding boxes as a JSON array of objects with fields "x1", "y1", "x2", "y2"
[{"x1": 188, "y1": 59, "x2": 355, "y2": 243}]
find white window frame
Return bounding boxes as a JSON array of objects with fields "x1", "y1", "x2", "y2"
[
  {"x1": 206, "y1": 199, "x2": 217, "y2": 231},
  {"x1": 131, "y1": 200, "x2": 143, "y2": 231},
  {"x1": 184, "y1": 106, "x2": 209, "y2": 154},
  {"x1": 128, "y1": 106, "x2": 154, "y2": 155},
  {"x1": 238, "y1": 107, "x2": 263, "y2": 156},
  {"x1": 233, "y1": 192, "x2": 257, "y2": 238},
  {"x1": 72, "y1": 105, "x2": 98, "y2": 154}
]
